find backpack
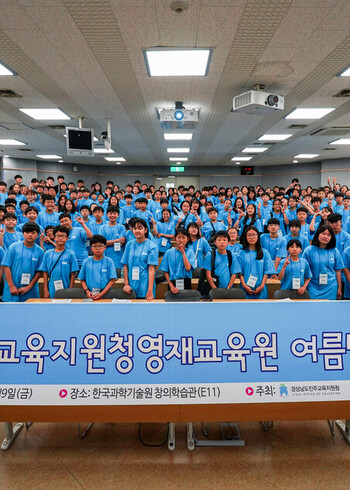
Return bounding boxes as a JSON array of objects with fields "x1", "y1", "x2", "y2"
[{"x1": 197, "y1": 250, "x2": 233, "y2": 299}]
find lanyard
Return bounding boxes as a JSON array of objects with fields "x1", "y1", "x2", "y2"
[
  {"x1": 20, "y1": 243, "x2": 35, "y2": 278},
  {"x1": 49, "y1": 250, "x2": 66, "y2": 278}
]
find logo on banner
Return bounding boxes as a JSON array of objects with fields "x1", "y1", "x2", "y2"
[
  {"x1": 59, "y1": 389, "x2": 68, "y2": 398},
  {"x1": 279, "y1": 383, "x2": 288, "y2": 397},
  {"x1": 245, "y1": 387, "x2": 254, "y2": 396}
]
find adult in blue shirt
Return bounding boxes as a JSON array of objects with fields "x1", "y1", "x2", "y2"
[
  {"x1": 1, "y1": 223, "x2": 44, "y2": 302},
  {"x1": 40, "y1": 226, "x2": 79, "y2": 298},
  {"x1": 121, "y1": 218, "x2": 158, "y2": 300},
  {"x1": 303, "y1": 225, "x2": 344, "y2": 300},
  {"x1": 234, "y1": 226, "x2": 275, "y2": 299}
]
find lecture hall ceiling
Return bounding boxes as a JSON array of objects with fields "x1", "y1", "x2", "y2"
[{"x1": 0, "y1": 0, "x2": 350, "y2": 168}]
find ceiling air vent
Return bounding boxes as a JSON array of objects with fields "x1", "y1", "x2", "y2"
[
  {"x1": 334, "y1": 89, "x2": 350, "y2": 98},
  {"x1": 287, "y1": 124, "x2": 307, "y2": 129},
  {"x1": 310, "y1": 127, "x2": 350, "y2": 136},
  {"x1": 18, "y1": 148, "x2": 32, "y2": 151},
  {"x1": 0, "y1": 89, "x2": 21, "y2": 98},
  {"x1": 47, "y1": 125, "x2": 66, "y2": 130},
  {"x1": 323, "y1": 147, "x2": 337, "y2": 151}
]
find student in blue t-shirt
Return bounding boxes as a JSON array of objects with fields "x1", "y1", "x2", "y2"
[
  {"x1": 40, "y1": 225, "x2": 79, "y2": 298},
  {"x1": 234, "y1": 226, "x2": 275, "y2": 299},
  {"x1": 78, "y1": 234, "x2": 116, "y2": 300},
  {"x1": 160, "y1": 229, "x2": 196, "y2": 293},
  {"x1": 277, "y1": 239, "x2": 311, "y2": 294},
  {"x1": 227, "y1": 227, "x2": 242, "y2": 255},
  {"x1": 100, "y1": 206, "x2": 126, "y2": 268},
  {"x1": 284, "y1": 219, "x2": 310, "y2": 252},
  {"x1": 121, "y1": 218, "x2": 158, "y2": 300},
  {"x1": 58, "y1": 212, "x2": 92, "y2": 267},
  {"x1": 1, "y1": 222, "x2": 44, "y2": 302},
  {"x1": 260, "y1": 218, "x2": 287, "y2": 272},
  {"x1": 153, "y1": 208, "x2": 175, "y2": 256},
  {"x1": 37, "y1": 195, "x2": 60, "y2": 229},
  {"x1": 204, "y1": 231, "x2": 236, "y2": 290},
  {"x1": 186, "y1": 222, "x2": 211, "y2": 269},
  {"x1": 0, "y1": 213, "x2": 23, "y2": 250}
]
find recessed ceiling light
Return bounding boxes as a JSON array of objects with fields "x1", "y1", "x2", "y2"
[
  {"x1": 167, "y1": 148, "x2": 190, "y2": 153},
  {"x1": 144, "y1": 48, "x2": 212, "y2": 77},
  {"x1": 0, "y1": 61, "x2": 15, "y2": 76},
  {"x1": 176, "y1": 162, "x2": 183, "y2": 165},
  {"x1": 258, "y1": 134, "x2": 292, "y2": 141},
  {"x1": 286, "y1": 108, "x2": 335, "y2": 119},
  {"x1": 235, "y1": 162, "x2": 241, "y2": 165},
  {"x1": 294, "y1": 154, "x2": 319, "y2": 159},
  {"x1": 105, "y1": 157, "x2": 126, "y2": 162},
  {"x1": 3, "y1": 155, "x2": 9, "y2": 158},
  {"x1": 293, "y1": 160, "x2": 298, "y2": 163},
  {"x1": 164, "y1": 133, "x2": 193, "y2": 140},
  {"x1": 20, "y1": 108, "x2": 70, "y2": 120},
  {"x1": 94, "y1": 148, "x2": 115, "y2": 154},
  {"x1": 169, "y1": 157, "x2": 188, "y2": 161},
  {"x1": 58, "y1": 159, "x2": 63, "y2": 163},
  {"x1": 0, "y1": 139, "x2": 26, "y2": 145},
  {"x1": 242, "y1": 147, "x2": 268, "y2": 153},
  {"x1": 231, "y1": 156, "x2": 252, "y2": 161},
  {"x1": 330, "y1": 138, "x2": 350, "y2": 145},
  {"x1": 36, "y1": 154, "x2": 62, "y2": 159},
  {"x1": 116, "y1": 162, "x2": 121, "y2": 165}
]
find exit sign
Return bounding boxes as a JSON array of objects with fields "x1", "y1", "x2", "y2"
[{"x1": 170, "y1": 166, "x2": 185, "y2": 172}]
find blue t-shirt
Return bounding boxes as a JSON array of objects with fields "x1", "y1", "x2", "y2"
[
  {"x1": 204, "y1": 249, "x2": 237, "y2": 288},
  {"x1": 100, "y1": 223, "x2": 126, "y2": 268},
  {"x1": 78, "y1": 255, "x2": 116, "y2": 292},
  {"x1": 201, "y1": 221, "x2": 226, "y2": 241},
  {"x1": 234, "y1": 248, "x2": 276, "y2": 299},
  {"x1": 40, "y1": 248, "x2": 79, "y2": 298},
  {"x1": 260, "y1": 234, "x2": 287, "y2": 261},
  {"x1": 1, "y1": 241, "x2": 44, "y2": 302},
  {"x1": 121, "y1": 239, "x2": 159, "y2": 298},
  {"x1": 155, "y1": 221, "x2": 176, "y2": 254},
  {"x1": 2, "y1": 230, "x2": 23, "y2": 250},
  {"x1": 159, "y1": 247, "x2": 196, "y2": 280},
  {"x1": 37, "y1": 211, "x2": 60, "y2": 229},
  {"x1": 187, "y1": 237, "x2": 211, "y2": 269},
  {"x1": 276, "y1": 257, "x2": 312, "y2": 290},
  {"x1": 65, "y1": 227, "x2": 89, "y2": 265}
]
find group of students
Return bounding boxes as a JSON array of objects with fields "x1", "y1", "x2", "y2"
[{"x1": 1, "y1": 174, "x2": 350, "y2": 302}]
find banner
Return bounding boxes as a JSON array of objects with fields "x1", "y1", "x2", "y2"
[{"x1": 0, "y1": 302, "x2": 349, "y2": 405}]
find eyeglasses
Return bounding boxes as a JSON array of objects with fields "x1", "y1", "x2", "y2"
[
  {"x1": 91, "y1": 244, "x2": 105, "y2": 249},
  {"x1": 246, "y1": 233, "x2": 258, "y2": 238}
]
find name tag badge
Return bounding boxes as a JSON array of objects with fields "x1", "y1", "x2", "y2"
[
  {"x1": 21, "y1": 273, "x2": 31, "y2": 285},
  {"x1": 114, "y1": 242, "x2": 121, "y2": 252},
  {"x1": 126, "y1": 218, "x2": 130, "y2": 224},
  {"x1": 132, "y1": 267, "x2": 140, "y2": 281},
  {"x1": 161, "y1": 238, "x2": 168, "y2": 248},
  {"x1": 292, "y1": 278, "x2": 301, "y2": 290},
  {"x1": 54, "y1": 279, "x2": 64, "y2": 291},
  {"x1": 319, "y1": 273, "x2": 328, "y2": 285},
  {"x1": 92, "y1": 288, "x2": 101, "y2": 295},
  {"x1": 194, "y1": 259, "x2": 198, "y2": 269},
  {"x1": 262, "y1": 219, "x2": 266, "y2": 226},
  {"x1": 247, "y1": 275, "x2": 258, "y2": 288},
  {"x1": 278, "y1": 229, "x2": 283, "y2": 237},
  {"x1": 175, "y1": 279, "x2": 185, "y2": 291},
  {"x1": 85, "y1": 240, "x2": 90, "y2": 247}
]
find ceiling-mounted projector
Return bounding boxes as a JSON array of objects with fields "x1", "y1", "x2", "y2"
[
  {"x1": 233, "y1": 90, "x2": 284, "y2": 115},
  {"x1": 160, "y1": 108, "x2": 199, "y2": 129}
]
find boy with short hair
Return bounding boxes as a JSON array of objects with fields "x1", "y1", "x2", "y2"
[
  {"x1": 201, "y1": 207, "x2": 226, "y2": 242},
  {"x1": 0, "y1": 213, "x2": 23, "y2": 250},
  {"x1": 260, "y1": 218, "x2": 287, "y2": 271},
  {"x1": 204, "y1": 231, "x2": 236, "y2": 290},
  {"x1": 89, "y1": 205, "x2": 106, "y2": 234},
  {"x1": 296, "y1": 207, "x2": 311, "y2": 240},
  {"x1": 100, "y1": 206, "x2": 126, "y2": 268},
  {"x1": 59, "y1": 212, "x2": 92, "y2": 267},
  {"x1": 40, "y1": 225, "x2": 79, "y2": 298},
  {"x1": 37, "y1": 195, "x2": 60, "y2": 228},
  {"x1": 41, "y1": 225, "x2": 56, "y2": 251},
  {"x1": 0, "y1": 182, "x2": 8, "y2": 205},
  {"x1": 78, "y1": 234, "x2": 116, "y2": 300},
  {"x1": 1, "y1": 222, "x2": 44, "y2": 302},
  {"x1": 285, "y1": 219, "x2": 310, "y2": 251},
  {"x1": 277, "y1": 239, "x2": 311, "y2": 295}
]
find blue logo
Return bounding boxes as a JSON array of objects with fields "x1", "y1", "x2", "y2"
[{"x1": 279, "y1": 383, "x2": 288, "y2": 397}]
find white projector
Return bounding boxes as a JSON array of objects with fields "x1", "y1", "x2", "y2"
[
  {"x1": 160, "y1": 109, "x2": 199, "y2": 129},
  {"x1": 233, "y1": 90, "x2": 284, "y2": 115}
]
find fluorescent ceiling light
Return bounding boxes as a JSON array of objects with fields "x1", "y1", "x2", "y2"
[
  {"x1": 258, "y1": 134, "x2": 292, "y2": 141},
  {"x1": 242, "y1": 147, "x2": 268, "y2": 153},
  {"x1": 169, "y1": 157, "x2": 188, "y2": 161},
  {"x1": 294, "y1": 153, "x2": 319, "y2": 159},
  {"x1": 235, "y1": 162, "x2": 241, "y2": 165},
  {"x1": 0, "y1": 61, "x2": 15, "y2": 76},
  {"x1": 36, "y1": 154, "x2": 62, "y2": 159},
  {"x1": 286, "y1": 108, "x2": 335, "y2": 119},
  {"x1": 231, "y1": 156, "x2": 252, "y2": 161},
  {"x1": 0, "y1": 139, "x2": 26, "y2": 145},
  {"x1": 176, "y1": 162, "x2": 182, "y2": 165},
  {"x1": 339, "y1": 65, "x2": 350, "y2": 76},
  {"x1": 105, "y1": 157, "x2": 126, "y2": 162},
  {"x1": 164, "y1": 133, "x2": 193, "y2": 140},
  {"x1": 144, "y1": 48, "x2": 211, "y2": 77},
  {"x1": 116, "y1": 162, "x2": 121, "y2": 165},
  {"x1": 3, "y1": 155, "x2": 9, "y2": 158},
  {"x1": 20, "y1": 108, "x2": 70, "y2": 120},
  {"x1": 293, "y1": 160, "x2": 298, "y2": 163},
  {"x1": 94, "y1": 148, "x2": 115, "y2": 154},
  {"x1": 330, "y1": 138, "x2": 350, "y2": 145},
  {"x1": 167, "y1": 148, "x2": 190, "y2": 153}
]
